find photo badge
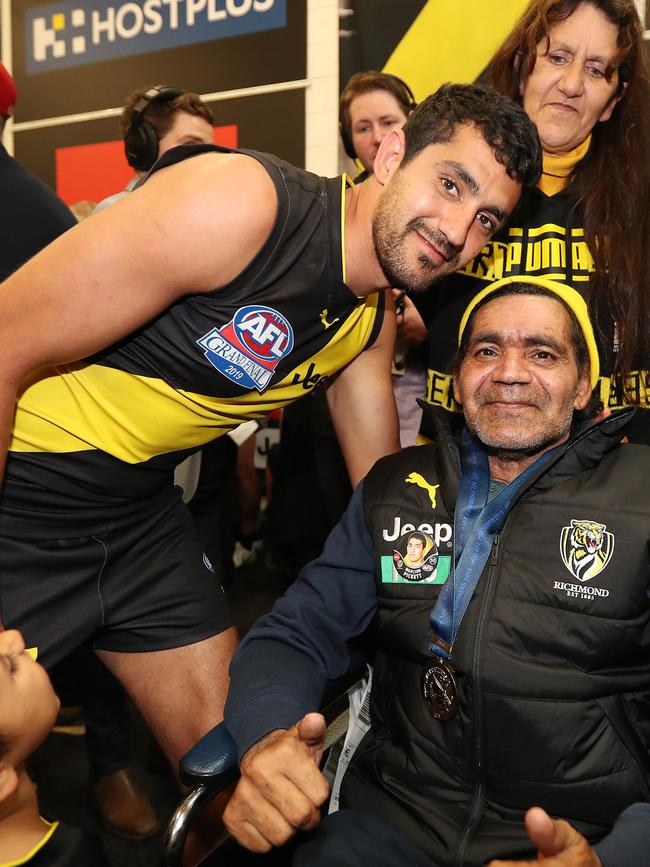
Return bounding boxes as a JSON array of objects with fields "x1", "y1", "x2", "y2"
[{"x1": 391, "y1": 531, "x2": 441, "y2": 583}]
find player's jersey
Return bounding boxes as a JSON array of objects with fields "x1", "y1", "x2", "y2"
[
  {"x1": 5, "y1": 145, "x2": 383, "y2": 511},
  {"x1": 420, "y1": 184, "x2": 650, "y2": 442}
]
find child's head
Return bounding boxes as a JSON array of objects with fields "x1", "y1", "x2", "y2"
[{"x1": 0, "y1": 630, "x2": 59, "y2": 795}]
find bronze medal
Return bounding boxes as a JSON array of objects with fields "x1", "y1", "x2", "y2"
[{"x1": 421, "y1": 657, "x2": 458, "y2": 721}]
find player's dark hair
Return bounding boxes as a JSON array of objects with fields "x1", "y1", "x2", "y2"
[
  {"x1": 407, "y1": 531, "x2": 427, "y2": 546},
  {"x1": 400, "y1": 82, "x2": 542, "y2": 188}
]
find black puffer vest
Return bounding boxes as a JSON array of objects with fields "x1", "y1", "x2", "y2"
[{"x1": 341, "y1": 408, "x2": 650, "y2": 866}]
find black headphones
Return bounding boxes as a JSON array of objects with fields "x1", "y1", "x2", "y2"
[
  {"x1": 340, "y1": 73, "x2": 417, "y2": 161},
  {"x1": 124, "y1": 85, "x2": 185, "y2": 172}
]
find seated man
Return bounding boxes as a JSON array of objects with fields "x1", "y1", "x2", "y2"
[{"x1": 223, "y1": 276, "x2": 650, "y2": 867}]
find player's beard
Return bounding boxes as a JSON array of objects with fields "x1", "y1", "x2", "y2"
[{"x1": 372, "y1": 182, "x2": 460, "y2": 293}]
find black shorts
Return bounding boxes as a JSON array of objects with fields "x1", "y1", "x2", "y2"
[{"x1": 0, "y1": 485, "x2": 231, "y2": 670}]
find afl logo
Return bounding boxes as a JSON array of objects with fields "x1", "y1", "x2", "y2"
[
  {"x1": 234, "y1": 306, "x2": 294, "y2": 361},
  {"x1": 197, "y1": 305, "x2": 294, "y2": 393}
]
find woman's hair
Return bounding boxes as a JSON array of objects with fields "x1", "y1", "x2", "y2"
[{"x1": 491, "y1": 0, "x2": 650, "y2": 391}]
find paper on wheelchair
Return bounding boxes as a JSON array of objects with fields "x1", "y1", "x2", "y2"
[{"x1": 323, "y1": 664, "x2": 373, "y2": 813}]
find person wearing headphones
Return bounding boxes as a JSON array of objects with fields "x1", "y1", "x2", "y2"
[
  {"x1": 341, "y1": 70, "x2": 429, "y2": 446},
  {"x1": 339, "y1": 70, "x2": 416, "y2": 180},
  {"x1": 94, "y1": 84, "x2": 214, "y2": 212}
]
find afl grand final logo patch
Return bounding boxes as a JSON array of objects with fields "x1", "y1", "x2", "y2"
[
  {"x1": 560, "y1": 519, "x2": 615, "y2": 582},
  {"x1": 197, "y1": 305, "x2": 294, "y2": 392}
]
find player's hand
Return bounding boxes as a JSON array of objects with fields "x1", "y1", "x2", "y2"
[
  {"x1": 392, "y1": 289, "x2": 427, "y2": 345},
  {"x1": 223, "y1": 712, "x2": 329, "y2": 853},
  {"x1": 487, "y1": 807, "x2": 602, "y2": 866}
]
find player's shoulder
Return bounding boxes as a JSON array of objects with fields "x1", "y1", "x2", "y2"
[
  {"x1": 155, "y1": 148, "x2": 277, "y2": 199},
  {"x1": 142, "y1": 149, "x2": 278, "y2": 245}
]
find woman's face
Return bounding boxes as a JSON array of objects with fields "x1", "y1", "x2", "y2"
[{"x1": 522, "y1": 2, "x2": 622, "y2": 155}]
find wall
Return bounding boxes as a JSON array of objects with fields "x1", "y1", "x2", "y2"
[
  {"x1": 305, "y1": 0, "x2": 337, "y2": 176},
  {"x1": 1, "y1": 0, "x2": 648, "y2": 192},
  {"x1": 1, "y1": 0, "x2": 319, "y2": 201}
]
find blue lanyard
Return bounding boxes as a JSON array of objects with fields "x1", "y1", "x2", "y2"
[{"x1": 428, "y1": 429, "x2": 563, "y2": 660}]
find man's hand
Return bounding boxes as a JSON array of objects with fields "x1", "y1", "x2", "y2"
[
  {"x1": 488, "y1": 807, "x2": 602, "y2": 866},
  {"x1": 223, "y1": 713, "x2": 330, "y2": 853}
]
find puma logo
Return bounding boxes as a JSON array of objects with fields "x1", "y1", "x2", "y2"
[
  {"x1": 405, "y1": 472, "x2": 440, "y2": 509},
  {"x1": 320, "y1": 309, "x2": 340, "y2": 329}
]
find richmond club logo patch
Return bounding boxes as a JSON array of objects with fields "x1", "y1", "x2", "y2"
[
  {"x1": 560, "y1": 519, "x2": 615, "y2": 582},
  {"x1": 197, "y1": 305, "x2": 294, "y2": 392}
]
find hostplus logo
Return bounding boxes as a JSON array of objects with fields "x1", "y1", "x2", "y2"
[
  {"x1": 33, "y1": 9, "x2": 86, "y2": 62},
  {"x1": 27, "y1": 0, "x2": 285, "y2": 73}
]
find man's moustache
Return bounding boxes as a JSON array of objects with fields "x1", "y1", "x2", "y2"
[
  {"x1": 477, "y1": 388, "x2": 540, "y2": 407},
  {"x1": 410, "y1": 220, "x2": 459, "y2": 263}
]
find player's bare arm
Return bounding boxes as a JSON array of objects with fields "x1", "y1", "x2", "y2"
[
  {"x1": 327, "y1": 291, "x2": 399, "y2": 486},
  {"x1": 0, "y1": 152, "x2": 277, "y2": 480}
]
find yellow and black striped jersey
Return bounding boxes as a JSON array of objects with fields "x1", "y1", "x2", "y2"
[{"x1": 5, "y1": 146, "x2": 384, "y2": 514}]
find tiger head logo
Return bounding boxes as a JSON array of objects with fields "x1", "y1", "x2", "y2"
[{"x1": 560, "y1": 520, "x2": 615, "y2": 582}]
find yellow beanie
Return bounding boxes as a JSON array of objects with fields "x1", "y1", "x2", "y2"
[{"x1": 457, "y1": 275, "x2": 600, "y2": 389}]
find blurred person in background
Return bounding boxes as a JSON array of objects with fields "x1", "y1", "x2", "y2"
[
  {"x1": 0, "y1": 63, "x2": 76, "y2": 281},
  {"x1": 94, "y1": 84, "x2": 214, "y2": 212}
]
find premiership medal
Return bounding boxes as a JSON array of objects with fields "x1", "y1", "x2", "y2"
[{"x1": 421, "y1": 657, "x2": 458, "y2": 721}]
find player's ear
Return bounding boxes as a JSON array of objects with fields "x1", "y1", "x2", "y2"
[{"x1": 373, "y1": 127, "x2": 406, "y2": 187}]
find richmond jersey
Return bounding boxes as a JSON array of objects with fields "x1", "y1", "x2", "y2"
[{"x1": 5, "y1": 146, "x2": 383, "y2": 509}]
